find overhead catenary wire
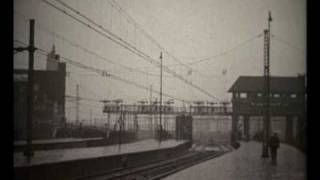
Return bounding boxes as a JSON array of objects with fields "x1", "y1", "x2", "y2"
[
  {"x1": 14, "y1": 40, "x2": 172, "y2": 102},
  {"x1": 37, "y1": 23, "x2": 169, "y2": 77},
  {"x1": 13, "y1": 10, "x2": 170, "y2": 78},
  {"x1": 65, "y1": 94, "x2": 101, "y2": 103},
  {"x1": 117, "y1": 32, "x2": 260, "y2": 71},
  {"x1": 188, "y1": 33, "x2": 263, "y2": 65},
  {"x1": 107, "y1": 0, "x2": 209, "y2": 78},
  {"x1": 77, "y1": 83, "x2": 140, "y2": 106},
  {"x1": 78, "y1": 84, "x2": 104, "y2": 101},
  {"x1": 41, "y1": 0, "x2": 160, "y2": 68},
  {"x1": 67, "y1": 71, "x2": 103, "y2": 77},
  {"x1": 42, "y1": 0, "x2": 221, "y2": 102},
  {"x1": 14, "y1": 39, "x2": 191, "y2": 104},
  {"x1": 79, "y1": 101, "x2": 103, "y2": 109},
  {"x1": 107, "y1": 32, "x2": 263, "y2": 75},
  {"x1": 109, "y1": 0, "x2": 264, "y2": 80},
  {"x1": 15, "y1": 39, "x2": 177, "y2": 102},
  {"x1": 271, "y1": 33, "x2": 304, "y2": 54}
]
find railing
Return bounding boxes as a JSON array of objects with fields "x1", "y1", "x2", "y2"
[{"x1": 103, "y1": 104, "x2": 232, "y2": 115}]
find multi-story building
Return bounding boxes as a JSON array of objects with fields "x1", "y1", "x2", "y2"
[
  {"x1": 14, "y1": 45, "x2": 66, "y2": 140},
  {"x1": 228, "y1": 75, "x2": 306, "y2": 147}
]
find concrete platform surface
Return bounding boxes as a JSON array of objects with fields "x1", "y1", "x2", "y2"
[
  {"x1": 164, "y1": 141, "x2": 306, "y2": 180},
  {"x1": 14, "y1": 137, "x2": 103, "y2": 145},
  {"x1": 14, "y1": 139, "x2": 186, "y2": 167}
]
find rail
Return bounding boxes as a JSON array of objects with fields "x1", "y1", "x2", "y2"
[{"x1": 75, "y1": 147, "x2": 232, "y2": 180}]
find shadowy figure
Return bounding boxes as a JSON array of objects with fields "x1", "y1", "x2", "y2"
[{"x1": 269, "y1": 132, "x2": 280, "y2": 165}]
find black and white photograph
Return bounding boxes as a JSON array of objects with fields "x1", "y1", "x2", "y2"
[{"x1": 13, "y1": 0, "x2": 306, "y2": 179}]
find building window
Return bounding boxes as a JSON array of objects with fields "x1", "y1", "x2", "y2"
[
  {"x1": 257, "y1": 93, "x2": 262, "y2": 98},
  {"x1": 273, "y1": 93, "x2": 280, "y2": 98},
  {"x1": 290, "y1": 94, "x2": 297, "y2": 98},
  {"x1": 240, "y1": 93, "x2": 247, "y2": 99}
]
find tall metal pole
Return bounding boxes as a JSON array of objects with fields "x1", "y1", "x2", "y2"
[
  {"x1": 150, "y1": 85, "x2": 153, "y2": 136},
  {"x1": 76, "y1": 84, "x2": 80, "y2": 125},
  {"x1": 119, "y1": 104, "x2": 122, "y2": 152},
  {"x1": 90, "y1": 109, "x2": 93, "y2": 126},
  {"x1": 159, "y1": 52, "x2": 163, "y2": 143},
  {"x1": 262, "y1": 11, "x2": 272, "y2": 158},
  {"x1": 24, "y1": 19, "x2": 36, "y2": 162},
  {"x1": 107, "y1": 112, "x2": 110, "y2": 128}
]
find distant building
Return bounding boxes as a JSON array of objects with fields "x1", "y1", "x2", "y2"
[
  {"x1": 228, "y1": 75, "x2": 306, "y2": 147},
  {"x1": 46, "y1": 44, "x2": 60, "y2": 71},
  {"x1": 14, "y1": 45, "x2": 66, "y2": 140}
]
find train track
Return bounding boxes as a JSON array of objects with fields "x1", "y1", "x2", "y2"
[{"x1": 77, "y1": 147, "x2": 231, "y2": 180}]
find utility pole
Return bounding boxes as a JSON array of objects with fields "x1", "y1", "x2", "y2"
[
  {"x1": 118, "y1": 103, "x2": 123, "y2": 152},
  {"x1": 150, "y1": 85, "x2": 153, "y2": 136},
  {"x1": 24, "y1": 19, "x2": 36, "y2": 162},
  {"x1": 262, "y1": 11, "x2": 272, "y2": 158},
  {"x1": 159, "y1": 52, "x2": 163, "y2": 144},
  {"x1": 14, "y1": 19, "x2": 37, "y2": 162},
  {"x1": 76, "y1": 84, "x2": 80, "y2": 125},
  {"x1": 107, "y1": 111, "x2": 110, "y2": 128},
  {"x1": 90, "y1": 109, "x2": 92, "y2": 126}
]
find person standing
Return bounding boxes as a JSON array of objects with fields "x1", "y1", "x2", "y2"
[{"x1": 269, "y1": 132, "x2": 280, "y2": 165}]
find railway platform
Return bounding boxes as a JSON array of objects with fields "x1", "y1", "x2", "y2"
[
  {"x1": 14, "y1": 139, "x2": 190, "y2": 180},
  {"x1": 14, "y1": 137, "x2": 104, "y2": 152},
  {"x1": 14, "y1": 139, "x2": 187, "y2": 167},
  {"x1": 164, "y1": 141, "x2": 306, "y2": 180}
]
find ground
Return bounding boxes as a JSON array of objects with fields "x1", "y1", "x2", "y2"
[{"x1": 164, "y1": 141, "x2": 306, "y2": 180}]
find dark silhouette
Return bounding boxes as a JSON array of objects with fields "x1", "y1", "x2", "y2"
[{"x1": 269, "y1": 132, "x2": 280, "y2": 165}]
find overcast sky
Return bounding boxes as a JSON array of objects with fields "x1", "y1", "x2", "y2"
[{"x1": 14, "y1": 0, "x2": 306, "y2": 122}]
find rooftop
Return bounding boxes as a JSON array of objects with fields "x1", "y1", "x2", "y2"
[{"x1": 228, "y1": 75, "x2": 305, "y2": 93}]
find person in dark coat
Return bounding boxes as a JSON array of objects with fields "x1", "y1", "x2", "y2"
[{"x1": 269, "y1": 132, "x2": 280, "y2": 165}]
